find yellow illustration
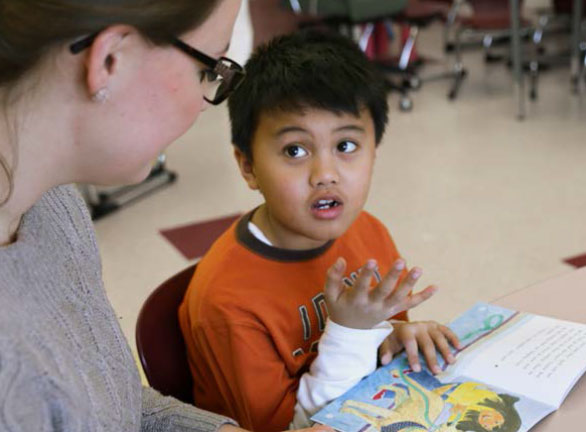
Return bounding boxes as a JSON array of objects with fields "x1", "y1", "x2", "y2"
[{"x1": 340, "y1": 370, "x2": 521, "y2": 432}]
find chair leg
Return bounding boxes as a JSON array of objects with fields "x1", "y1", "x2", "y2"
[
  {"x1": 357, "y1": 22, "x2": 376, "y2": 52},
  {"x1": 397, "y1": 24, "x2": 423, "y2": 92},
  {"x1": 448, "y1": 28, "x2": 467, "y2": 100},
  {"x1": 579, "y1": 45, "x2": 586, "y2": 94},
  {"x1": 444, "y1": 0, "x2": 464, "y2": 52},
  {"x1": 386, "y1": 78, "x2": 413, "y2": 112},
  {"x1": 529, "y1": 62, "x2": 539, "y2": 101},
  {"x1": 355, "y1": 20, "x2": 415, "y2": 112},
  {"x1": 483, "y1": 34, "x2": 505, "y2": 63},
  {"x1": 529, "y1": 14, "x2": 549, "y2": 101},
  {"x1": 399, "y1": 25, "x2": 419, "y2": 71}
]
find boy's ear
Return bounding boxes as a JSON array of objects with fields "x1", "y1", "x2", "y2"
[{"x1": 234, "y1": 148, "x2": 259, "y2": 191}]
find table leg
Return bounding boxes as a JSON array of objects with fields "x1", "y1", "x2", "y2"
[
  {"x1": 571, "y1": 0, "x2": 583, "y2": 93},
  {"x1": 510, "y1": 0, "x2": 525, "y2": 119}
]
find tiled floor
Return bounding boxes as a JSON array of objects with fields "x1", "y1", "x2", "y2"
[{"x1": 95, "y1": 19, "x2": 586, "y2": 348}]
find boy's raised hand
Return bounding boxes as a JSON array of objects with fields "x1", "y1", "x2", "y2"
[
  {"x1": 324, "y1": 257, "x2": 436, "y2": 330},
  {"x1": 379, "y1": 321, "x2": 461, "y2": 375}
]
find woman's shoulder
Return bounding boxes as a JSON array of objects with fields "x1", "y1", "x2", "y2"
[
  {"x1": 17, "y1": 184, "x2": 94, "y2": 241},
  {"x1": 35, "y1": 184, "x2": 99, "y2": 257},
  {"x1": 0, "y1": 184, "x2": 102, "y2": 302},
  {"x1": 41, "y1": 184, "x2": 94, "y2": 229}
]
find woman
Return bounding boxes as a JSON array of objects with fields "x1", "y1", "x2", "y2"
[{"x1": 0, "y1": 1, "x2": 331, "y2": 431}]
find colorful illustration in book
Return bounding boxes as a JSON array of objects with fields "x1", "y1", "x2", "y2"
[
  {"x1": 460, "y1": 313, "x2": 505, "y2": 344},
  {"x1": 435, "y1": 381, "x2": 521, "y2": 432},
  {"x1": 339, "y1": 368, "x2": 521, "y2": 432},
  {"x1": 313, "y1": 303, "x2": 585, "y2": 432}
]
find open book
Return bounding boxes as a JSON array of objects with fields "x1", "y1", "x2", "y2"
[{"x1": 311, "y1": 302, "x2": 586, "y2": 432}]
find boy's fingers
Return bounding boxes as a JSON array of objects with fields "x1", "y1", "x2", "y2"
[
  {"x1": 403, "y1": 338, "x2": 421, "y2": 373},
  {"x1": 379, "y1": 338, "x2": 392, "y2": 365},
  {"x1": 386, "y1": 285, "x2": 437, "y2": 314},
  {"x1": 380, "y1": 332, "x2": 403, "y2": 365},
  {"x1": 430, "y1": 328, "x2": 455, "y2": 365},
  {"x1": 354, "y1": 259, "x2": 377, "y2": 298},
  {"x1": 441, "y1": 325, "x2": 462, "y2": 350},
  {"x1": 378, "y1": 337, "x2": 396, "y2": 365},
  {"x1": 385, "y1": 267, "x2": 423, "y2": 306},
  {"x1": 419, "y1": 332, "x2": 441, "y2": 374},
  {"x1": 324, "y1": 257, "x2": 346, "y2": 302},
  {"x1": 370, "y1": 259, "x2": 405, "y2": 302}
]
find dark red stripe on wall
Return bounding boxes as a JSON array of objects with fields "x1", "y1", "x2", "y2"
[
  {"x1": 160, "y1": 214, "x2": 241, "y2": 260},
  {"x1": 564, "y1": 253, "x2": 586, "y2": 269}
]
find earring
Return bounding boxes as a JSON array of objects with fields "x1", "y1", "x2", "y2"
[{"x1": 92, "y1": 87, "x2": 110, "y2": 103}]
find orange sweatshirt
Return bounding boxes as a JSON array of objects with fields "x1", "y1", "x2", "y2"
[{"x1": 178, "y1": 210, "x2": 406, "y2": 431}]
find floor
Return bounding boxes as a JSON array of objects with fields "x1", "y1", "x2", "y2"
[{"x1": 94, "y1": 15, "x2": 586, "y2": 351}]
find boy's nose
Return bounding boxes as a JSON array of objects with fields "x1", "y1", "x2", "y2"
[{"x1": 310, "y1": 158, "x2": 339, "y2": 187}]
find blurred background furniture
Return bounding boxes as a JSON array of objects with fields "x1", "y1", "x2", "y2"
[
  {"x1": 136, "y1": 263, "x2": 196, "y2": 404},
  {"x1": 447, "y1": 0, "x2": 535, "y2": 100},
  {"x1": 393, "y1": 0, "x2": 467, "y2": 100},
  {"x1": 569, "y1": 0, "x2": 586, "y2": 90},
  {"x1": 529, "y1": 0, "x2": 586, "y2": 99},
  {"x1": 285, "y1": 0, "x2": 421, "y2": 111},
  {"x1": 248, "y1": 0, "x2": 586, "y2": 118},
  {"x1": 510, "y1": 0, "x2": 585, "y2": 118},
  {"x1": 79, "y1": 154, "x2": 176, "y2": 220}
]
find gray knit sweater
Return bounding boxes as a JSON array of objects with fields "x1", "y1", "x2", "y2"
[{"x1": 0, "y1": 185, "x2": 236, "y2": 431}]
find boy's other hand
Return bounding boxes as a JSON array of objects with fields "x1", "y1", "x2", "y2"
[
  {"x1": 379, "y1": 321, "x2": 462, "y2": 374},
  {"x1": 324, "y1": 258, "x2": 436, "y2": 330}
]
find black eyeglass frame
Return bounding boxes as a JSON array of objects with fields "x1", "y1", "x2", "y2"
[
  {"x1": 170, "y1": 38, "x2": 245, "y2": 105},
  {"x1": 69, "y1": 33, "x2": 245, "y2": 105}
]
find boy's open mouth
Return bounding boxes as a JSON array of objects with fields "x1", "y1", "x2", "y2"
[{"x1": 312, "y1": 199, "x2": 342, "y2": 210}]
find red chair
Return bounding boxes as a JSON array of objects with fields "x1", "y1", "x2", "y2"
[
  {"x1": 391, "y1": 0, "x2": 464, "y2": 100},
  {"x1": 136, "y1": 263, "x2": 197, "y2": 404}
]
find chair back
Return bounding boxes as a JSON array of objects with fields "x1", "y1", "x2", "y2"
[
  {"x1": 467, "y1": 0, "x2": 522, "y2": 13},
  {"x1": 287, "y1": 0, "x2": 408, "y2": 22},
  {"x1": 136, "y1": 263, "x2": 197, "y2": 404}
]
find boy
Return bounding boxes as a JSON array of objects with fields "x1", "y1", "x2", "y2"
[{"x1": 178, "y1": 30, "x2": 460, "y2": 431}]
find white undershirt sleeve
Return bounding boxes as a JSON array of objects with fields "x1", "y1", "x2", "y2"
[{"x1": 290, "y1": 318, "x2": 393, "y2": 429}]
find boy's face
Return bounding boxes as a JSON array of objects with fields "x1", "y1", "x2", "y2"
[{"x1": 235, "y1": 106, "x2": 377, "y2": 250}]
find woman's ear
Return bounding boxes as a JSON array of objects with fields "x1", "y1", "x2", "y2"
[
  {"x1": 84, "y1": 25, "x2": 136, "y2": 99},
  {"x1": 234, "y1": 148, "x2": 259, "y2": 191}
]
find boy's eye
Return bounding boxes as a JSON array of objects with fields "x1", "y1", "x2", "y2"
[
  {"x1": 337, "y1": 140, "x2": 358, "y2": 153},
  {"x1": 283, "y1": 145, "x2": 308, "y2": 158}
]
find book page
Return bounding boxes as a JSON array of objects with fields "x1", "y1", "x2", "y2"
[
  {"x1": 455, "y1": 314, "x2": 586, "y2": 408},
  {"x1": 311, "y1": 356, "x2": 554, "y2": 432},
  {"x1": 312, "y1": 303, "x2": 586, "y2": 431}
]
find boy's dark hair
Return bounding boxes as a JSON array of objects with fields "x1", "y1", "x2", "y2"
[{"x1": 228, "y1": 30, "x2": 389, "y2": 160}]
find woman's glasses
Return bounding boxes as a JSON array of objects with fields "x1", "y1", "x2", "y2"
[
  {"x1": 171, "y1": 38, "x2": 245, "y2": 105},
  {"x1": 69, "y1": 34, "x2": 245, "y2": 105}
]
